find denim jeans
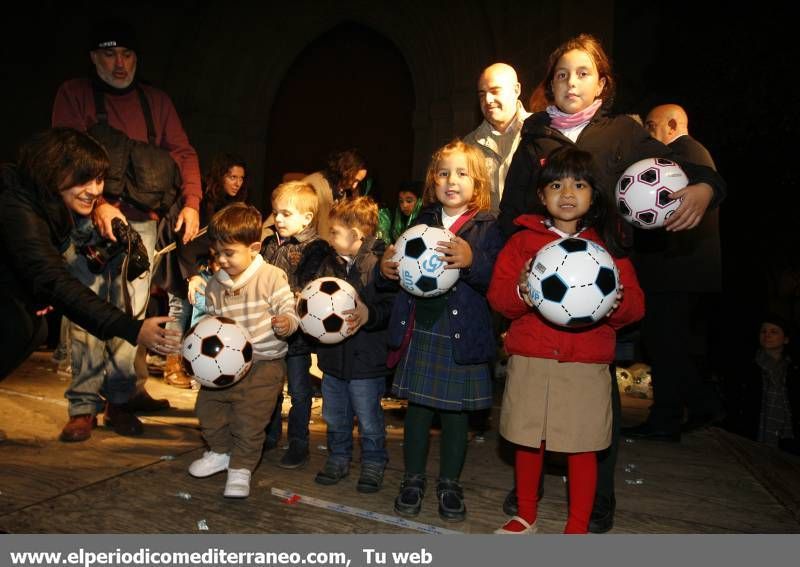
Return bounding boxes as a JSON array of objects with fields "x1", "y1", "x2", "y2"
[
  {"x1": 166, "y1": 292, "x2": 191, "y2": 333},
  {"x1": 321, "y1": 373, "x2": 387, "y2": 466},
  {"x1": 266, "y1": 353, "x2": 313, "y2": 446},
  {"x1": 63, "y1": 218, "x2": 157, "y2": 416}
]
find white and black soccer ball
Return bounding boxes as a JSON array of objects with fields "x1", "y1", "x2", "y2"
[
  {"x1": 393, "y1": 224, "x2": 459, "y2": 297},
  {"x1": 616, "y1": 157, "x2": 688, "y2": 229},
  {"x1": 181, "y1": 316, "x2": 254, "y2": 388},
  {"x1": 297, "y1": 277, "x2": 358, "y2": 344},
  {"x1": 526, "y1": 237, "x2": 619, "y2": 328}
]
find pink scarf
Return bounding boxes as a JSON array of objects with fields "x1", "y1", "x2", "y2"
[{"x1": 546, "y1": 99, "x2": 603, "y2": 130}]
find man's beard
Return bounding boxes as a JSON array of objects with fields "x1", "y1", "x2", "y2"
[{"x1": 95, "y1": 61, "x2": 137, "y2": 89}]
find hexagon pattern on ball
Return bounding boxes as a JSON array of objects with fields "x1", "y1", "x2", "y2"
[
  {"x1": 526, "y1": 237, "x2": 620, "y2": 328},
  {"x1": 392, "y1": 224, "x2": 459, "y2": 297},
  {"x1": 615, "y1": 157, "x2": 688, "y2": 229},
  {"x1": 297, "y1": 277, "x2": 358, "y2": 344},
  {"x1": 181, "y1": 315, "x2": 254, "y2": 388}
]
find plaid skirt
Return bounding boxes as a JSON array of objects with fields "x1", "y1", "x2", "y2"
[{"x1": 392, "y1": 315, "x2": 492, "y2": 411}]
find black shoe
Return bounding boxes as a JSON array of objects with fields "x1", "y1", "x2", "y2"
[
  {"x1": 621, "y1": 422, "x2": 681, "y2": 442},
  {"x1": 279, "y1": 441, "x2": 309, "y2": 469},
  {"x1": 437, "y1": 478, "x2": 466, "y2": 522},
  {"x1": 126, "y1": 391, "x2": 170, "y2": 413},
  {"x1": 588, "y1": 495, "x2": 615, "y2": 534},
  {"x1": 314, "y1": 460, "x2": 349, "y2": 485},
  {"x1": 502, "y1": 483, "x2": 545, "y2": 516},
  {"x1": 356, "y1": 462, "x2": 385, "y2": 493},
  {"x1": 503, "y1": 487, "x2": 518, "y2": 516},
  {"x1": 104, "y1": 403, "x2": 143, "y2": 436},
  {"x1": 394, "y1": 473, "x2": 426, "y2": 516}
]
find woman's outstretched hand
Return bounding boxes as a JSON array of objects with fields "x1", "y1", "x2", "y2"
[{"x1": 137, "y1": 316, "x2": 181, "y2": 354}]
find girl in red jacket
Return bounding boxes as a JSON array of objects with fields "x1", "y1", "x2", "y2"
[{"x1": 487, "y1": 147, "x2": 644, "y2": 534}]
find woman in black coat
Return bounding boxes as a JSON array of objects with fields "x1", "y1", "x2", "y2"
[{"x1": 0, "y1": 128, "x2": 180, "y2": 380}]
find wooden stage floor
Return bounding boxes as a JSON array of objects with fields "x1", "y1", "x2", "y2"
[{"x1": 1, "y1": 352, "x2": 798, "y2": 534}]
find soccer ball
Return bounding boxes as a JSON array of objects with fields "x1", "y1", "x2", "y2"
[
  {"x1": 526, "y1": 237, "x2": 619, "y2": 328},
  {"x1": 297, "y1": 277, "x2": 358, "y2": 344},
  {"x1": 181, "y1": 316, "x2": 253, "y2": 388},
  {"x1": 393, "y1": 224, "x2": 459, "y2": 297},
  {"x1": 615, "y1": 158, "x2": 688, "y2": 229}
]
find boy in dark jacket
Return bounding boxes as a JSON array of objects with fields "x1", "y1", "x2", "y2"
[
  {"x1": 303, "y1": 197, "x2": 395, "y2": 493},
  {"x1": 260, "y1": 181, "x2": 329, "y2": 469}
]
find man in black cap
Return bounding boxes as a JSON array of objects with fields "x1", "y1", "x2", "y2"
[{"x1": 52, "y1": 18, "x2": 202, "y2": 442}]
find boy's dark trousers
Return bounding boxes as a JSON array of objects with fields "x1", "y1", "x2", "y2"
[{"x1": 266, "y1": 353, "x2": 314, "y2": 447}]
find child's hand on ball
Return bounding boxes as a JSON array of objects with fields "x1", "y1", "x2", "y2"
[
  {"x1": 606, "y1": 284, "x2": 624, "y2": 317},
  {"x1": 343, "y1": 300, "x2": 369, "y2": 334},
  {"x1": 271, "y1": 315, "x2": 292, "y2": 336},
  {"x1": 437, "y1": 237, "x2": 473, "y2": 269},
  {"x1": 517, "y1": 259, "x2": 534, "y2": 308},
  {"x1": 380, "y1": 244, "x2": 400, "y2": 280}
]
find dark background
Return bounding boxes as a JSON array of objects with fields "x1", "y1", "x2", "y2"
[{"x1": 1, "y1": 1, "x2": 798, "y2": 360}]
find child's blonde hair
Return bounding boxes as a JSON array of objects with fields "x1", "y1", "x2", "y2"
[
  {"x1": 329, "y1": 196, "x2": 379, "y2": 237},
  {"x1": 208, "y1": 202, "x2": 263, "y2": 245},
  {"x1": 271, "y1": 181, "x2": 319, "y2": 226},
  {"x1": 422, "y1": 139, "x2": 491, "y2": 212}
]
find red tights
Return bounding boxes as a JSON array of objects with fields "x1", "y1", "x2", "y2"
[{"x1": 514, "y1": 442, "x2": 597, "y2": 534}]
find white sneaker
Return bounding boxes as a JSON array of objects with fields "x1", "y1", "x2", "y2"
[
  {"x1": 224, "y1": 468, "x2": 251, "y2": 498},
  {"x1": 188, "y1": 451, "x2": 230, "y2": 478}
]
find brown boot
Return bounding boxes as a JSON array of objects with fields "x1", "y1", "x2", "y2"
[
  {"x1": 163, "y1": 354, "x2": 193, "y2": 389},
  {"x1": 104, "y1": 403, "x2": 144, "y2": 436},
  {"x1": 59, "y1": 414, "x2": 97, "y2": 443}
]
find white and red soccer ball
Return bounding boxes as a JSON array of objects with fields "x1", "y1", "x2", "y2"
[
  {"x1": 526, "y1": 237, "x2": 619, "y2": 328},
  {"x1": 296, "y1": 277, "x2": 359, "y2": 344},
  {"x1": 181, "y1": 316, "x2": 253, "y2": 388},
  {"x1": 616, "y1": 158, "x2": 688, "y2": 229},
  {"x1": 392, "y1": 224, "x2": 459, "y2": 298}
]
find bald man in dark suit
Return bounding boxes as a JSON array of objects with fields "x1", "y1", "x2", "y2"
[{"x1": 623, "y1": 104, "x2": 723, "y2": 444}]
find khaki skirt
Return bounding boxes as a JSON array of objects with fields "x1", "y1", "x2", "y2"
[{"x1": 499, "y1": 356, "x2": 612, "y2": 453}]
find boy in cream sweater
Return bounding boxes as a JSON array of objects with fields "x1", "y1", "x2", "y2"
[{"x1": 188, "y1": 203, "x2": 299, "y2": 498}]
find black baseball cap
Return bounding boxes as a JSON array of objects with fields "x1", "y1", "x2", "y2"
[{"x1": 89, "y1": 18, "x2": 138, "y2": 52}]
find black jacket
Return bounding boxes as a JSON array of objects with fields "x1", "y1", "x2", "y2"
[
  {"x1": 303, "y1": 236, "x2": 395, "y2": 380},
  {"x1": 0, "y1": 165, "x2": 142, "y2": 344},
  {"x1": 499, "y1": 112, "x2": 727, "y2": 246},
  {"x1": 262, "y1": 225, "x2": 329, "y2": 356},
  {"x1": 633, "y1": 135, "x2": 722, "y2": 292}
]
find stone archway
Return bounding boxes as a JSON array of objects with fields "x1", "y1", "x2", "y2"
[{"x1": 263, "y1": 21, "x2": 415, "y2": 208}]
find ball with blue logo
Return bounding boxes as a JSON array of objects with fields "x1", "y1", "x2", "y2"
[
  {"x1": 526, "y1": 237, "x2": 619, "y2": 328},
  {"x1": 393, "y1": 224, "x2": 459, "y2": 297}
]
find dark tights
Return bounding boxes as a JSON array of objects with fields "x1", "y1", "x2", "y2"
[{"x1": 403, "y1": 403, "x2": 468, "y2": 480}]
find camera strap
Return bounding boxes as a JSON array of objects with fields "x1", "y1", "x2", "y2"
[{"x1": 118, "y1": 223, "x2": 148, "y2": 319}]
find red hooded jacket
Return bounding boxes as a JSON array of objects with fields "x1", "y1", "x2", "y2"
[{"x1": 488, "y1": 214, "x2": 644, "y2": 364}]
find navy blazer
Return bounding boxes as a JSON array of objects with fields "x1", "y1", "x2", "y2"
[{"x1": 385, "y1": 205, "x2": 505, "y2": 365}]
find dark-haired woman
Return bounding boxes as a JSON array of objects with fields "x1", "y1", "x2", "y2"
[
  {"x1": 0, "y1": 128, "x2": 180, "y2": 385},
  {"x1": 302, "y1": 149, "x2": 367, "y2": 241}
]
